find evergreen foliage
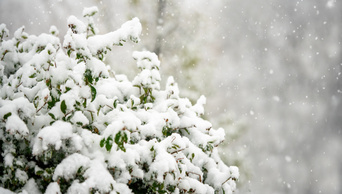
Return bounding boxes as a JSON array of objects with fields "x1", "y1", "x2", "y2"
[{"x1": 0, "y1": 7, "x2": 238, "y2": 194}]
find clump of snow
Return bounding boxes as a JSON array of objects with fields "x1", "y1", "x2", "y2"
[
  {"x1": 14, "y1": 26, "x2": 28, "y2": 40},
  {"x1": 71, "y1": 111, "x2": 89, "y2": 125},
  {"x1": 133, "y1": 51, "x2": 161, "y2": 70},
  {"x1": 82, "y1": 6, "x2": 98, "y2": 17},
  {"x1": 0, "y1": 23, "x2": 10, "y2": 40},
  {"x1": 5, "y1": 114, "x2": 29, "y2": 138},
  {"x1": 191, "y1": 95, "x2": 206, "y2": 116},
  {"x1": 33, "y1": 121, "x2": 73, "y2": 154},
  {"x1": 87, "y1": 17, "x2": 142, "y2": 55},
  {"x1": 82, "y1": 160, "x2": 117, "y2": 192},
  {"x1": 53, "y1": 153, "x2": 90, "y2": 181},
  {"x1": 0, "y1": 97, "x2": 35, "y2": 120},
  {"x1": 45, "y1": 182, "x2": 61, "y2": 194},
  {"x1": 49, "y1": 25, "x2": 59, "y2": 36},
  {"x1": 67, "y1": 15, "x2": 87, "y2": 34},
  {"x1": 4, "y1": 153, "x2": 14, "y2": 167},
  {"x1": 132, "y1": 51, "x2": 161, "y2": 93},
  {"x1": 15, "y1": 169, "x2": 28, "y2": 183},
  {"x1": 230, "y1": 166, "x2": 239, "y2": 180},
  {"x1": 0, "y1": 187, "x2": 15, "y2": 194},
  {"x1": 22, "y1": 179, "x2": 41, "y2": 194}
]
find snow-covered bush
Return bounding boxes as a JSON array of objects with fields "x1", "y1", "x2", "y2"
[{"x1": 0, "y1": 7, "x2": 238, "y2": 194}]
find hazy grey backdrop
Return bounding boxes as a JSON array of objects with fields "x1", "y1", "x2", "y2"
[{"x1": 1, "y1": 0, "x2": 341, "y2": 193}]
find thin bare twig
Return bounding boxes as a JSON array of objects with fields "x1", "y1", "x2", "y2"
[
  {"x1": 36, "y1": 101, "x2": 47, "y2": 113},
  {"x1": 106, "y1": 104, "x2": 113, "y2": 109},
  {"x1": 186, "y1": 171, "x2": 202, "y2": 183},
  {"x1": 221, "y1": 177, "x2": 232, "y2": 185},
  {"x1": 170, "y1": 148, "x2": 185, "y2": 155},
  {"x1": 171, "y1": 136, "x2": 176, "y2": 143}
]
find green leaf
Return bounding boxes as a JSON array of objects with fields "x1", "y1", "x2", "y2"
[
  {"x1": 36, "y1": 46, "x2": 45, "y2": 53},
  {"x1": 123, "y1": 132, "x2": 128, "y2": 143},
  {"x1": 47, "y1": 95, "x2": 57, "y2": 109},
  {"x1": 150, "y1": 95, "x2": 155, "y2": 102},
  {"x1": 46, "y1": 168, "x2": 53, "y2": 174},
  {"x1": 46, "y1": 79, "x2": 51, "y2": 87},
  {"x1": 84, "y1": 10, "x2": 97, "y2": 17},
  {"x1": 36, "y1": 170, "x2": 44, "y2": 176},
  {"x1": 84, "y1": 69, "x2": 93, "y2": 85},
  {"x1": 114, "y1": 131, "x2": 127, "y2": 152},
  {"x1": 3, "y1": 112, "x2": 12, "y2": 120},
  {"x1": 76, "y1": 122, "x2": 83, "y2": 126},
  {"x1": 190, "y1": 153, "x2": 195, "y2": 162},
  {"x1": 77, "y1": 166, "x2": 83, "y2": 174},
  {"x1": 90, "y1": 85, "x2": 96, "y2": 102},
  {"x1": 105, "y1": 136, "x2": 113, "y2": 152},
  {"x1": 113, "y1": 99, "x2": 118, "y2": 109},
  {"x1": 162, "y1": 126, "x2": 173, "y2": 137},
  {"x1": 182, "y1": 128, "x2": 190, "y2": 135},
  {"x1": 97, "y1": 105, "x2": 102, "y2": 115},
  {"x1": 29, "y1": 73, "x2": 37, "y2": 78},
  {"x1": 90, "y1": 27, "x2": 95, "y2": 36},
  {"x1": 66, "y1": 114, "x2": 73, "y2": 121},
  {"x1": 114, "y1": 132, "x2": 121, "y2": 144},
  {"x1": 76, "y1": 52, "x2": 81, "y2": 59},
  {"x1": 48, "y1": 113, "x2": 56, "y2": 120},
  {"x1": 61, "y1": 100, "x2": 67, "y2": 114},
  {"x1": 67, "y1": 49, "x2": 71, "y2": 57},
  {"x1": 140, "y1": 94, "x2": 147, "y2": 104},
  {"x1": 83, "y1": 98, "x2": 87, "y2": 108},
  {"x1": 100, "y1": 138, "x2": 105, "y2": 148}
]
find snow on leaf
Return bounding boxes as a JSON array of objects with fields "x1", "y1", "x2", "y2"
[
  {"x1": 5, "y1": 114, "x2": 29, "y2": 137},
  {"x1": 53, "y1": 153, "x2": 90, "y2": 181},
  {"x1": 33, "y1": 121, "x2": 73, "y2": 154},
  {"x1": 90, "y1": 85, "x2": 96, "y2": 102}
]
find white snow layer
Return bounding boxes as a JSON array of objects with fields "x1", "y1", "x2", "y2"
[
  {"x1": 82, "y1": 6, "x2": 99, "y2": 17},
  {"x1": 33, "y1": 121, "x2": 73, "y2": 154},
  {"x1": 5, "y1": 114, "x2": 29, "y2": 137},
  {"x1": 53, "y1": 153, "x2": 90, "y2": 181},
  {"x1": 87, "y1": 17, "x2": 142, "y2": 55}
]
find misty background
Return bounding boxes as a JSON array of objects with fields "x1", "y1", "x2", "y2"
[{"x1": 1, "y1": 0, "x2": 341, "y2": 193}]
